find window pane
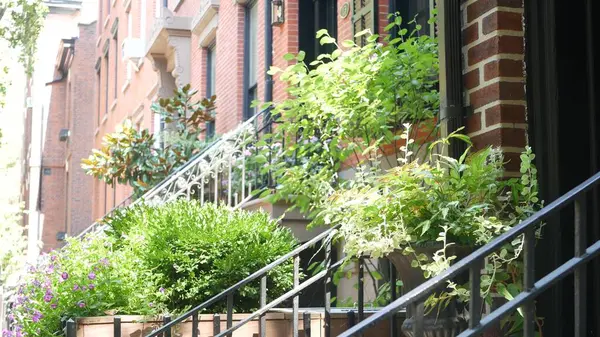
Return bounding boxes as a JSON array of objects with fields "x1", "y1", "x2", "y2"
[
  {"x1": 207, "y1": 46, "x2": 216, "y2": 97},
  {"x1": 248, "y1": 3, "x2": 258, "y2": 86}
]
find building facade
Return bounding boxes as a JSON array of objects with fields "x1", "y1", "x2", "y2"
[{"x1": 21, "y1": 0, "x2": 98, "y2": 257}]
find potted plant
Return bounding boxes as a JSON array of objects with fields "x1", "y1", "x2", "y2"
[{"x1": 317, "y1": 127, "x2": 542, "y2": 336}]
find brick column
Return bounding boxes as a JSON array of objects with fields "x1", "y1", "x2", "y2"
[{"x1": 461, "y1": 0, "x2": 527, "y2": 175}]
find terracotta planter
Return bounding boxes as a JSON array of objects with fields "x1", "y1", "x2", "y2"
[{"x1": 387, "y1": 244, "x2": 472, "y2": 337}]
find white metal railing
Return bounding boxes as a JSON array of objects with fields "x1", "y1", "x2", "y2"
[{"x1": 78, "y1": 109, "x2": 272, "y2": 238}]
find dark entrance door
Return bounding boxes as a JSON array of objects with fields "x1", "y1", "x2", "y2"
[
  {"x1": 299, "y1": 0, "x2": 337, "y2": 64},
  {"x1": 526, "y1": 0, "x2": 599, "y2": 336}
]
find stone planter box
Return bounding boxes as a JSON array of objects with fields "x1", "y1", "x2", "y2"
[{"x1": 75, "y1": 309, "x2": 405, "y2": 337}]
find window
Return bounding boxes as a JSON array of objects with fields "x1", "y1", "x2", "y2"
[
  {"x1": 104, "y1": 53, "x2": 109, "y2": 116},
  {"x1": 299, "y1": 0, "x2": 337, "y2": 64},
  {"x1": 205, "y1": 44, "x2": 216, "y2": 138},
  {"x1": 106, "y1": 0, "x2": 110, "y2": 15},
  {"x1": 244, "y1": 2, "x2": 258, "y2": 120},
  {"x1": 95, "y1": 58, "x2": 101, "y2": 127},
  {"x1": 393, "y1": 0, "x2": 433, "y2": 36},
  {"x1": 112, "y1": 22, "x2": 119, "y2": 100},
  {"x1": 127, "y1": 10, "x2": 132, "y2": 38}
]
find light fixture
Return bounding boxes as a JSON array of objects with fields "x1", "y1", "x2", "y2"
[{"x1": 271, "y1": 0, "x2": 284, "y2": 26}]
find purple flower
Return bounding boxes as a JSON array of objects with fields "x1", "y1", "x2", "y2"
[
  {"x1": 32, "y1": 279, "x2": 41, "y2": 287},
  {"x1": 100, "y1": 258, "x2": 109, "y2": 266},
  {"x1": 73, "y1": 284, "x2": 80, "y2": 291},
  {"x1": 27, "y1": 266, "x2": 36, "y2": 273},
  {"x1": 43, "y1": 293, "x2": 53, "y2": 302},
  {"x1": 32, "y1": 311, "x2": 43, "y2": 322},
  {"x1": 51, "y1": 255, "x2": 57, "y2": 262},
  {"x1": 148, "y1": 302, "x2": 154, "y2": 307},
  {"x1": 88, "y1": 284, "x2": 95, "y2": 290},
  {"x1": 46, "y1": 264, "x2": 55, "y2": 274},
  {"x1": 243, "y1": 149, "x2": 252, "y2": 157},
  {"x1": 78, "y1": 301, "x2": 86, "y2": 308},
  {"x1": 310, "y1": 136, "x2": 318, "y2": 143},
  {"x1": 7, "y1": 314, "x2": 14, "y2": 322},
  {"x1": 82, "y1": 286, "x2": 88, "y2": 291},
  {"x1": 88, "y1": 272, "x2": 96, "y2": 280},
  {"x1": 51, "y1": 303, "x2": 57, "y2": 309},
  {"x1": 61, "y1": 272, "x2": 69, "y2": 280},
  {"x1": 2, "y1": 329, "x2": 13, "y2": 337},
  {"x1": 159, "y1": 287, "x2": 165, "y2": 293}
]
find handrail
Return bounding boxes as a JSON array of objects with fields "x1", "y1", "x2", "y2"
[
  {"x1": 145, "y1": 224, "x2": 339, "y2": 337},
  {"x1": 77, "y1": 108, "x2": 273, "y2": 238},
  {"x1": 339, "y1": 170, "x2": 600, "y2": 337}
]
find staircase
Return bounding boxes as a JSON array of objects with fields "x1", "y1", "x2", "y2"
[{"x1": 78, "y1": 108, "x2": 274, "y2": 237}]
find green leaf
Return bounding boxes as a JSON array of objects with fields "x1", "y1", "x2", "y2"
[{"x1": 283, "y1": 53, "x2": 295, "y2": 61}]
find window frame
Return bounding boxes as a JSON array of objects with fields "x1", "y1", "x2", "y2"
[
  {"x1": 243, "y1": 0, "x2": 259, "y2": 120},
  {"x1": 205, "y1": 43, "x2": 216, "y2": 138}
]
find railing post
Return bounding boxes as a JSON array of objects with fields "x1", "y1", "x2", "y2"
[
  {"x1": 192, "y1": 312, "x2": 199, "y2": 337},
  {"x1": 574, "y1": 198, "x2": 587, "y2": 337},
  {"x1": 469, "y1": 259, "x2": 483, "y2": 329},
  {"x1": 163, "y1": 316, "x2": 171, "y2": 337},
  {"x1": 412, "y1": 302, "x2": 424, "y2": 337},
  {"x1": 114, "y1": 316, "x2": 121, "y2": 337},
  {"x1": 293, "y1": 255, "x2": 300, "y2": 337},
  {"x1": 347, "y1": 310, "x2": 356, "y2": 327},
  {"x1": 259, "y1": 276, "x2": 267, "y2": 337},
  {"x1": 389, "y1": 260, "x2": 398, "y2": 337},
  {"x1": 303, "y1": 311, "x2": 311, "y2": 337},
  {"x1": 522, "y1": 227, "x2": 536, "y2": 337},
  {"x1": 213, "y1": 313, "x2": 221, "y2": 335},
  {"x1": 324, "y1": 239, "x2": 332, "y2": 337},
  {"x1": 226, "y1": 293, "x2": 234, "y2": 337},
  {"x1": 357, "y1": 257, "x2": 364, "y2": 323},
  {"x1": 66, "y1": 318, "x2": 76, "y2": 337}
]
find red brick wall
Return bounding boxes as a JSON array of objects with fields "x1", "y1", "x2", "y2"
[
  {"x1": 461, "y1": 0, "x2": 527, "y2": 174},
  {"x1": 66, "y1": 23, "x2": 97, "y2": 236},
  {"x1": 42, "y1": 78, "x2": 67, "y2": 252}
]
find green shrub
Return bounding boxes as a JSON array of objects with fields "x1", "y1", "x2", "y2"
[
  {"x1": 9, "y1": 233, "x2": 163, "y2": 337},
  {"x1": 107, "y1": 200, "x2": 297, "y2": 313}
]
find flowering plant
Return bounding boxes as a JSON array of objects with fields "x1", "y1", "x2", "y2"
[{"x1": 6, "y1": 232, "x2": 164, "y2": 337}]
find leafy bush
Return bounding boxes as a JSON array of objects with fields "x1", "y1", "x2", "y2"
[
  {"x1": 82, "y1": 85, "x2": 215, "y2": 197},
  {"x1": 106, "y1": 200, "x2": 297, "y2": 313},
  {"x1": 319, "y1": 127, "x2": 542, "y2": 330},
  {"x1": 8, "y1": 233, "x2": 163, "y2": 337},
  {"x1": 258, "y1": 21, "x2": 439, "y2": 216}
]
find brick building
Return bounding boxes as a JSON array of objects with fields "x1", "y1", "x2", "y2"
[{"x1": 21, "y1": 0, "x2": 98, "y2": 257}]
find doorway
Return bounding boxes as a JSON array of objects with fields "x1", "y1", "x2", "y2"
[
  {"x1": 525, "y1": 0, "x2": 599, "y2": 336},
  {"x1": 298, "y1": 0, "x2": 337, "y2": 65}
]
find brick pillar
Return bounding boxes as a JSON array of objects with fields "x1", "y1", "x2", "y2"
[{"x1": 461, "y1": 0, "x2": 527, "y2": 175}]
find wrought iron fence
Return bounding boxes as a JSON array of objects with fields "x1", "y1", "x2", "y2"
[
  {"x1": 77, "y1": 108, "x2": 276, "y2": 238},
  {"x1": 337, "y1": 170, "x2": 600, "y2": 337}
]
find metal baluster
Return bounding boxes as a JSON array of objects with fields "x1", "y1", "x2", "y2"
[
  {"x1": 347, "y1": 310, "x2": 356, "y2": 328},
  {"x1": 66, "y1": 319, "x2": 76, "y2": 337},
  {"x1": 163, "y1": 316, "x2": 171, "y2": 337},
  {"x1": 200, "y1": 178, "x2": 205, "y2": 204},
  {"x1": 469, "y1": 259, "x2": 483, "y2": 329},
  {"x1": 192, "y1": 311, "x2": 199, "y2": 337},
  {"x1": 358, "y1": 257, "x2": 365, "y2": 323},
  {"x1": 389, "y1": 260, "x2": 398, "y2": 337},
  {"x1": 213, "y1": 313, "x2": 221, "y2": 335},
  {"x1": 574, "y1": 198, "x2": 587, "y2": 337},
  {"x1": 523, "y1": 227, "x2": 536, "y2": 337},
  {"x1": 114, "y1": 316, "x2": 121, "y2": 337},
  {"x1": 241, "y1": 145, "x2": 246, "y2": 201},
  {"x1": 324, "y1": 240, "x2": 332, "y2": 337},
  {"x1": 303, "y1": 312, "x2": 311, "y2": 337},
  {"x1": 227, "y1": 158, "x2": 233, "y2": 206},
  {"x1": 214, "y1": 171, "x2": 219, "y2": 203},
  {"x1": 293, "y1": 255, "x2": 300, "y2": 337},
  {"x1": 259, "y1": 276, "x2": 267, "y2": 337},
  {"x1": 227, "y1": 293, "x2": 234, "y2": 337},
  {"x1": 412, "y1": 302, "x2": 424, "y2": 337}
]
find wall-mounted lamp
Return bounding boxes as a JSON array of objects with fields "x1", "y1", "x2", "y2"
[{"x1": 271, "y1": 0, "x2": 284, "y2": 26}]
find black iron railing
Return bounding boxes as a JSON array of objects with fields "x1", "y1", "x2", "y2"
[
  {"x1": 142, "y1": 225, "x2": 340, "y2": 337},
  {"x1": 338, "y1": 170, "x2": 600, "y2": 337}
]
